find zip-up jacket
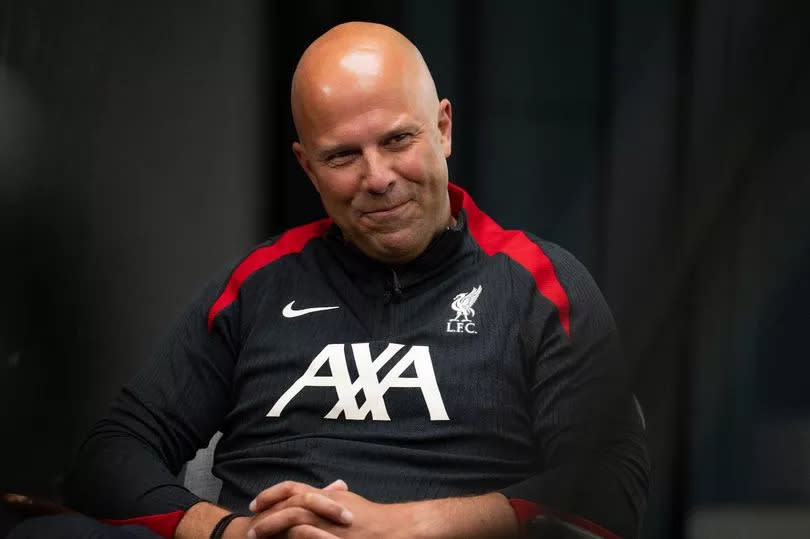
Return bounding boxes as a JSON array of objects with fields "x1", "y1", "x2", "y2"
[{"x1": 66, "y1": 183, "x2": 649, "y2": 538}]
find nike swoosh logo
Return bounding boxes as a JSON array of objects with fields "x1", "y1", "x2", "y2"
[{"x1": 282, "y1": 301, "x2": 340, "y2": 318}]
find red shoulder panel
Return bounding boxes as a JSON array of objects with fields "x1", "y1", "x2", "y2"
[
  {"x1": 449, "y1": 183, "x2": 571, "y2": 336},
  {"x1": 207, "y1": 218, "x2": 332, "y2": 330}
]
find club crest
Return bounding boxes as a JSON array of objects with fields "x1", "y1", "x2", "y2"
[{"x1": 447, "y1": 285, "x2": 482, "y2": 334}]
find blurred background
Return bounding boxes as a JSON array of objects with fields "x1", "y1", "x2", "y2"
[{"x1": 1, "y1": 1, "x2": 808, "y2": 537}]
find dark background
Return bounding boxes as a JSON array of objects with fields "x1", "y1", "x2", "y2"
[{"x1": 1, "y1": 1, "x2": 809, "y2": 537}]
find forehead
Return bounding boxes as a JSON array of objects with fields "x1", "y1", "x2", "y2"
[
  {"x1": 301, "y1": 76, "x2": 428, "y2": 147},
  {"x1": 294, "y1": 40, "x2": 435, "y2": 144}
]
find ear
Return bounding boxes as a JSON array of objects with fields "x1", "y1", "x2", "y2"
[
  {"x1": 437, "y1": 98, "x2": 452, "y2": 158},
  {"x1": 292, "y1": 141, "x2": 320, "y2": 193}
]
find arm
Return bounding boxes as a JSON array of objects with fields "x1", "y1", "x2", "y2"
[
  {"x1": 64, "y1": 269, "x2": 241, "y2": 536},
  {"x1": 402, "y1": 493, "x2": 519, "y2": 539},
  {"x1": 497, "y1": 238, "x2": 649, "y2": 538},
  {"x1": 64, "y1": 262, "x2": 353, "y2": 539}
]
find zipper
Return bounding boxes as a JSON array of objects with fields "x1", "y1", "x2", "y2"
[
  {"x1": 381, "y1": 268, "x2": 402, "y2": 337},
  {"x1": 382, "y1": 268, "x2": 402, "y2": 304}
]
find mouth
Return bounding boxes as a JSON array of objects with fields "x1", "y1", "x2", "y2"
[{"x1": 362, "y1": 200, "x2": 411, "y2": 219}]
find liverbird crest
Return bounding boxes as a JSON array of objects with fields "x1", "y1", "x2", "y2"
[{"x1": 450, "y1": 285, "x2": 483, "y2": 323}]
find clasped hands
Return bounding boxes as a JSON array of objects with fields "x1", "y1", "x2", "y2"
[{"x1": 226, "y1": 479, "x2": 411, "y2": 539}]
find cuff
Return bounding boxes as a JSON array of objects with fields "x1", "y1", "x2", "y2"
[
  {"x1": 101, "y1": 509, "x2": 186, "y2": 538},
  {"x1": 507, "y1": 498, "x2": 623, "y2": 539}
]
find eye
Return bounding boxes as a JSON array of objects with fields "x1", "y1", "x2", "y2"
[
  {"x1": 325, "y1": 150, "x2": 358, "y2": 167},
  {"x1": 386, "y1": 132, "x2": 412, "y2": 147}
]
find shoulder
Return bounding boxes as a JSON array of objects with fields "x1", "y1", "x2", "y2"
[
  {"x1": 233, "y1": 218, "x2": 332, "y2": 277},
  {"x1": 459, "y1": 195, "x2": 591, "y2": 337},
  {"x1": 206, "y1": 218, "x2": 332, "y2": 330},
  {"x1": 520, "y1": 232, "x2": 617, "y2": 341},
  {"x1": 478, "y1": 227, "x2": 615, "y2": 341},
  {"x1": 519, "y1": 233, "x2": 599, "y2": 296},
  {"x1": 220, "y1": 218, "x2": 332, "y2": 287},
  {"x1": 466, "y1": 222, "x2": 579, "y2": 336}
]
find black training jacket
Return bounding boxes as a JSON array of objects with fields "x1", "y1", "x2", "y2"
[{"x1": 66, "y1": 184, "x2": 649, "y2": 538}]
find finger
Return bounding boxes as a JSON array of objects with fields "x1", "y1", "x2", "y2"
[
  {"x1": 286, "y1": 524, "x2": 343, "y2": 539},
  {"x1": 323, "y1": 479, "x2": 348, "y2": 491},
  {"x1": 250, "y1": 480, "x2": 317, "y2": 513},
  {"x1": 271, "y1": 492, "x2": 353, "y2": 525},
  {"x1": 248, "y1": 507, "x2": 324, "y2": 538},
  {"x1": 250, "y1": 479, "x2": 349, "y2": 513}
]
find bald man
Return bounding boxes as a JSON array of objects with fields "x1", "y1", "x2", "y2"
[{"x1": 13, "y1": 22, "x2": 647, "y2": 539}]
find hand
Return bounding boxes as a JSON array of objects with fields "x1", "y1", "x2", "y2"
[
  {"x1": 247, "y1": 486, "x2": 519, "y2": 539},
  {"x1": 250, "y1": 488, "x2": 409, "y2": 539},
  {"x1": 243, "y1": 479, "x2": 354, "y2": 539},
  {"x1": 174, "y1": 481, "x2": 353, "y2": 539}
]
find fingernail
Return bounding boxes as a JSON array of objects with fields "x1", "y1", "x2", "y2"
[
  {"x1": 327, "y1": 479, "x2": 347, "y2": 489},
  {"x1": 340, "y1": 509, "x2": 354, "y2": 524},
  {"x1": 247, "y1": 529, "x2": 256, "y2": 539},
  {"x1": 249, "y1": 499, "x2": 257, "y2": 512}
]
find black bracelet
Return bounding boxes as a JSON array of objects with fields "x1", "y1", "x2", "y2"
[{"x1": 210, "y1": 512, "x2": 243, "y2": 539}]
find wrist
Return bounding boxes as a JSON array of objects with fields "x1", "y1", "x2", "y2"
[
  {"x1": 174, "y1": 502, "x2": 250, "y2": 539},
  {"x1": 400, "y1": 500, "x2": 439, "y2": 539},
  {"x1": 401, "y1": 493, "x2": 521, "y2": 539},
  {"x1": 222, "y1": 516, "x2": 252, "y2": 539},
  {"x1": 357, "y1": 501, "x2": 424, "y2": 539}
]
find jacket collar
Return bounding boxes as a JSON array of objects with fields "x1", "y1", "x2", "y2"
[{"x1": 324, "y1": 187, "x2": 473, "y2": 296}]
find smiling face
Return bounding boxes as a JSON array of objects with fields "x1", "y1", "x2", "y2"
[{"x1": 291, "y1": 23, "x2": 453, "y2": 264}]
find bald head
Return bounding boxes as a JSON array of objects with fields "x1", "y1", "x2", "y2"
[
  {"x1": 289, "y1": 22, "x2": 453, "y2": 264},
  {"x1": 291, "y1": 22, "x2": 439, "y2": 146}
]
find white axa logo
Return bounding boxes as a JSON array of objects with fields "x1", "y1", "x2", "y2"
[
  {"x1": 267, "y1": 343, "x2": 449, "y2": 421},
  {"x1": 447, "y1": 285, "x2": 482, "y2": 334}
]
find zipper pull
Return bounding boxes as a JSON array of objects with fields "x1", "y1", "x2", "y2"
[{"x1": 386, "y1": 268, "x2": 403, "y2": 303}]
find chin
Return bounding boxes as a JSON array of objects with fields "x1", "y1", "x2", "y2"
[
  {"x1": 349, "y1": 223, "x2": 432, "y2": 263},
  {"x1": 374, "y1": 237, "x2": 430, "y2": 264},
  {"x1": 362, "y1": 244, "x2": 410, "y2": 264},
  {"x1": 354, "y1": 233, "x2": 411, "y2": 263}
]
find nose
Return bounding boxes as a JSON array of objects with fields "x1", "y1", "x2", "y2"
[{"x1": 360, "y1": 149, "x2": 394, "y2": 195}]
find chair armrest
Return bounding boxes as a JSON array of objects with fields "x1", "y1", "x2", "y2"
[
  {"x1": 2, "y1": 493, "x2": 74, "y2": 518},
  {"x1": 529, "y1": 515, "x2": 610, "y2": 538}
]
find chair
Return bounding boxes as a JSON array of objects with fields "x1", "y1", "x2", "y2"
[{"x1": 178, "y1": 431, "x2": 223, "y2": 501}]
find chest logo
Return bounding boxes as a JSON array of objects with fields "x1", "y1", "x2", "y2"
[
  {"x1": 447, "y1": 285, "x2": 482, "y2": 334},
  {"x1": 282, "y1": 301, "x2": 340, "y2": 318},
  {"x1": 267, "y1": 343, "x2": 449, "y2": 421}
]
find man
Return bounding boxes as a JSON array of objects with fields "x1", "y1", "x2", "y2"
[{"x1": 14, "y1": 22, "x2": 648, "y2": 539}]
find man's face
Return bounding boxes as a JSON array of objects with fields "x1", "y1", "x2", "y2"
[{"x1": 293, "y1": 66, "x2": 452, "y2": 265}]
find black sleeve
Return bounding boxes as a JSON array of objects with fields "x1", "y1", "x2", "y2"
[
  {"x1": 499, "y1": 239, "x2": 649, "y2": 539},
  {"x1": 64, "y1": 269, "x2": 241, "y2": 520}
]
